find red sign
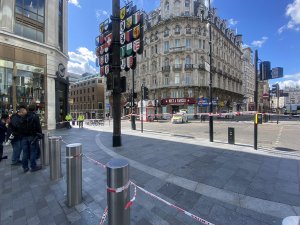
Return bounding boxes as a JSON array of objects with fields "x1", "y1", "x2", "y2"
[{"x1": 161, "y1": 98, "x2": 196, "y2": 105}]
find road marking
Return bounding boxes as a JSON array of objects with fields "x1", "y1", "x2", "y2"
[
  {"x1": 94, "y1": 130, "x2": 300, "y2": 219},
  {"x1": 274, "y1": 126, "x2": 283, "y2": 148}
]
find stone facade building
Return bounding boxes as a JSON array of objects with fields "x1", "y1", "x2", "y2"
[
  {"x1": 69, "y1": 75, "x2": 105, "y2": 119},
  {"x1": 123, "y1": 0, "x2": 244, "y2": 116},
  {"x1": 0, "y1": 0, "x2": 68, "y2": 129},
  {"x1": 242, "y1": 47, "x2": 255, "y2": 110}
]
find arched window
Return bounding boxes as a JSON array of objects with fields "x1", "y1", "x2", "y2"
[
  {"x1": 175, "y1": 25, "x2": 181, "y2": 34},
  {"x1": 186, "y1": 25, "x2": 191, "y2": 34},
  {"x1": 164, "y1": 27, "x2": 170, "y2": 37},
  {"x1": 152, "y1": 61, "x2": 157, "y2": 71},
  {"x1": 175, "y1": 0, "x2": 180, "y2": 8}
]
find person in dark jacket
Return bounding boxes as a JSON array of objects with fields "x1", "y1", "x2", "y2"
[
  {"x1": 0, "y1": 114, "x2": 9, "y2": 161},
  {"x1": 10, "y1": 104, "x2": 42, "y2": 173},
  {"x1": 7, "y1": 108, "x2": 23, "y2": 165}
]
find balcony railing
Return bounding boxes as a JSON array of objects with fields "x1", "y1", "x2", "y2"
[
  {"x1": 184, "y1": 64, "x2": 194, "y2": 70},
  {"x1": 162, "y1": 65, "x2": 171, "y2": 72},
  {"x1": 169, "y1": 46, "x2": 185, "y2": 53},
  {"x1": 173, "y1": 64, "x2": 182, "y2": 71},
  {"x1": 198, "y1": 64, "x2": 205, "y2": 70}
]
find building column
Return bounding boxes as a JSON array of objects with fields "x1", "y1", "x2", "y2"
[{"x1": 0, "y1": 0, "x2": 15, "y2": 32}]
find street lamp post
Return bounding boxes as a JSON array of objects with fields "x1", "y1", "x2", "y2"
[{"x1": 208, "y1": 0, "x2": 214, "y2": 142}]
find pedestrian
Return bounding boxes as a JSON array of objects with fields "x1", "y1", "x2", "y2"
[
  {"x1": 28, "y1": 105, "x2": 41, "y2": 160},
  {"x1": 65, "y1": 113, "x2": 72, "y2": 129},
  {"x1": 0, "y1": 114, "x2": 9, "y2": 162},
  {"x1": 10, "y1": 103, "x2": 42, "y2": 173},
  {"x1": 77, "y1": 114, "x2": 85, "y2": 128},
  {"x1": 7, "y1": 107, "x2": 23, "y2": 166}
]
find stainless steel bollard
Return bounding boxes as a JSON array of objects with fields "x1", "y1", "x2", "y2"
[
  {"x1": 66, "y1": 143, "x2": 82, "y2": 207},
  {"x1": 49, "y1": 136, "x2": 62, "y2": 181},
  {"x1": 41, "y1": 132, "x2": 50, "y2": 166},
  {"x1": 107, "y1": 159, "x2": 130, "y2": 225}
]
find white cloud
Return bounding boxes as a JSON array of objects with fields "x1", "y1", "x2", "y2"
[
  {"x1": 68, "y1": 47, "x2": 97, "y2": 75},
  {"x1": 251, "y1": 36, "x2": 268, "y2": 48},
  {"x1": 277, "y1": 72, "x2": 300, "y2": 89},
  {"x1": 228, "y1": 18, "x2": 238, "y2": 27},
  {"x1": 96, "y1": 9, "x2": 109, "y2": 22},
  {"x1": 242, "y1": 43, "x2": 250, "y2": 49},
  {"x1": 68, "y1": 0, "x2": 81, "y2": 8},
  {"x1": 278, "y1": 0, "x2": 300, "y2": 33}
]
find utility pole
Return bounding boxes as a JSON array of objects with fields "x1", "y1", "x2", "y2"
[
  {"x1": 141, "y1": 84, "x2": 144, "y2": 133},
  {"x1": 276, "y1": 83, "x2": 279, "y2": 124},
  {"x1": 208, "y1": 0, "x2": 214, "y2": 142},
  {"x1": 111, "y1": 0, "x2": 121, "y2": 147},
  {"x1": 254, "y1": 50, "x2": 258, "y2": 150}
]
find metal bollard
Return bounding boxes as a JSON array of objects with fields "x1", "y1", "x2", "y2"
[
  {"x1": 41, "y1": 132, "x2": 50, "y2": 166},
  {"x1": 107, "y1": 158, "x2": 130, "y2": 225},
  {"x1": 228, "y1": 127, "x2": 235, "y2": 144},
  {"x1": 49, "y1": 136, "x2": 62, "y2": 181},
  {"x1": 66, "y1": 143, "x2": 82, "y2": 207}
]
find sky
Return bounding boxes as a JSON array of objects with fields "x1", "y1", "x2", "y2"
[{"x1": 67, "y1": 0, "x2": 300, "y2": 89}]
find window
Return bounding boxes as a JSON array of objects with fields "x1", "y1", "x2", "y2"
[
  {"x1": 165, "y1": 1, "x2": 169, "y2": 11},
  {"x1": 175, "y1": 25, "x2": 181, "y2": 34},
  {"x1": 164, "y1": 58, "x2": 170, "y2": 67},
  {"x1": 98, "y1": 102, "x2": 103, "y2": 109},
  {"x1": 186, "y1": 39, "x2": 191, "y2": 48},
  {"x1": 175, "y1": 39, "x2": 180, "y2": 47},
  {"x1": 175, "y1": 74, "x2": 180, "y2": 84},
  {"x1": 203, "y1": 40, "x2": 206, "y2": 49},
  {"x1": 164, "y1": 41, "x2": 169, "y2": 52},
  {"x1": 185, "y1": 0, "x2": 190, "y2": 7},
  {"x1": 92, "y1": 95, "x2": 95, "y2": 100},
  {"x1": 155, "y1": 45, "x2": 158, "y2": 54},
  {"x1": 175, "y1": 56, "x2": 180, "y2": 64},
  {"x1": 185, "y1": 74, "x2": 192, "y2": 84},
  {"x1": 164, "y1": 76, "x2": 169, "y2": 85},
  {"x1": 92, "y1": 87, "x2": 95, "y2": 92},
  {"x1": 59, "y1": 0, "x2": 63, "y2": 50},
  {"x1": 185, "y1": 55, "x2": 192, "y2": 64},
  {"x1": 80, "y1": 90, "x2": 82, "y2": 94},
  {"x1": 186, "y1": 25, "x2": 191, "y2": 34},
  {"x1": 164, "y1": 28, "x2": 169, "y2": 37},
  {"x1": 188, "y1": 89, "x2": 193, "y2": 97},
  {"x1": 15, "y1": 0, "x2": 45, "y2": 42}
]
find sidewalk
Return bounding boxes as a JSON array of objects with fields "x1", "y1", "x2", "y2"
[{"x1": 1, "y1": 123, "x2": 299, "y2": 225}]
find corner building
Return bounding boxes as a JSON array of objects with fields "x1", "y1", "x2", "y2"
[
  {"x1": 124, "y1": 0, "x2": 244, "y2": 115},
  {"x1": 0, "y1": 0, "x2": 68, "y2": 129}
]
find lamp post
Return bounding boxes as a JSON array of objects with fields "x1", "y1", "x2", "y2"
[
  {"x1": 208, "y1": 0, "x2": 214, "y2": 142},
  {"x1": 254, "y1": 50, "x2": 258, "y2": 150}
]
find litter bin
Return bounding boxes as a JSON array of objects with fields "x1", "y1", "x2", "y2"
[
  {"x1": 72, "y1": 120, "x2": 75, "y2": 126},
  {"x1": 228, "y1": 127, "x2": 235, "y2": 144}
]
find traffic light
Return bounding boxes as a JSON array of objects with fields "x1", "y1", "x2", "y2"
[
  {"x1": 143, "y1": 86, "x2": 149, "y2": 99},
  {"x1": 271, "y1": 83, "x2": 279, "y2": 95},
  {"x1": 106, "y1": 73, "x2": 113, "y2": 90}
]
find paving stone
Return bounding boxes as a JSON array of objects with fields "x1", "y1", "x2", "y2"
[
  {"x1": 26, "y1": 216, "x2": 40, "y2": 225},
  {"x1": 66, "y1": 211, "x2": 81, "y2": 223}
]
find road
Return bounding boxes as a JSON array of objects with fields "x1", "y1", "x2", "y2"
[{"x1": 119, "y1": 118, "x2": 300, "y2": 153}]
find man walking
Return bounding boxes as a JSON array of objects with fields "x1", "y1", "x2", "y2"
[{"x1": 10, "y1": 104, "x2": 42, "y2": 173}]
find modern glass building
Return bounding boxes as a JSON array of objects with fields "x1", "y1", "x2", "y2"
[{"x1": 0, "y1": 0, "x2": 69, "y2": 129}]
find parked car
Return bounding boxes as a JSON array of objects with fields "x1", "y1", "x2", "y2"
[{"x1": 171, "y1": 113, "x2": 188, "y2": 123}]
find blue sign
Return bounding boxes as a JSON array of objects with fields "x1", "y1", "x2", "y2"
[
  {"x1": 106, "y1": 103, "x2": 110, "y2": 109},
  {"x1": 198, "y1": 98, "x2": 218, "y2": 107}
]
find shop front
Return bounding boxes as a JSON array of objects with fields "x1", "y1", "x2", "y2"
[
  {"x1": 161, "y1": 98, "x2": 196, "y2": 118},
  {"x1": 0, "y1": 43, "x2": 68, "y2": 129}
]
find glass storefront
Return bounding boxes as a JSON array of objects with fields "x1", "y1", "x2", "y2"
[{"x1": 0, "y1": 59, "x2": 46, "y2": 125}]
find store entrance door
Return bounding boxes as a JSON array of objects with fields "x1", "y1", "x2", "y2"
[{"x1": 172, "y1": 105, "x2": 179, "y2": 114}]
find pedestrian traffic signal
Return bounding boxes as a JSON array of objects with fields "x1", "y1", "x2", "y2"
[
  {"x1": 120, "y1": 76, "x2": 126, "y2": 93},
  {"x1": 255, "y1": 113, "x2": 263, "y2": 124},
  {"x1": 143, "y1": 86, "x2": 149, "y2": 99}
]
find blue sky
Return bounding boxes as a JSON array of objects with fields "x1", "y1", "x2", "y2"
[{"x1": 67, "y1": 0, "x2": 300, "y2": 88}]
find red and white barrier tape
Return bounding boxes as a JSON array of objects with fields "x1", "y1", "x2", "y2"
[
  {"x1": 125, "y1": 183, "x2": 137, "y2": 210},
  {"x1": 65, "y1": 153, "x2": 83, "y2": 159},
  {"x1": 83, "y1": 154, "x2": 106, "y2": 169},
  {"x1": 131, "y1": 182, "x2": 214, "y2": 225},
  {"x1": 107, "y1": 181, "x2": 130, "y2": 193},
  {"x1": 99, "y1": 207, "x2": 108, "y2": 225}
]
